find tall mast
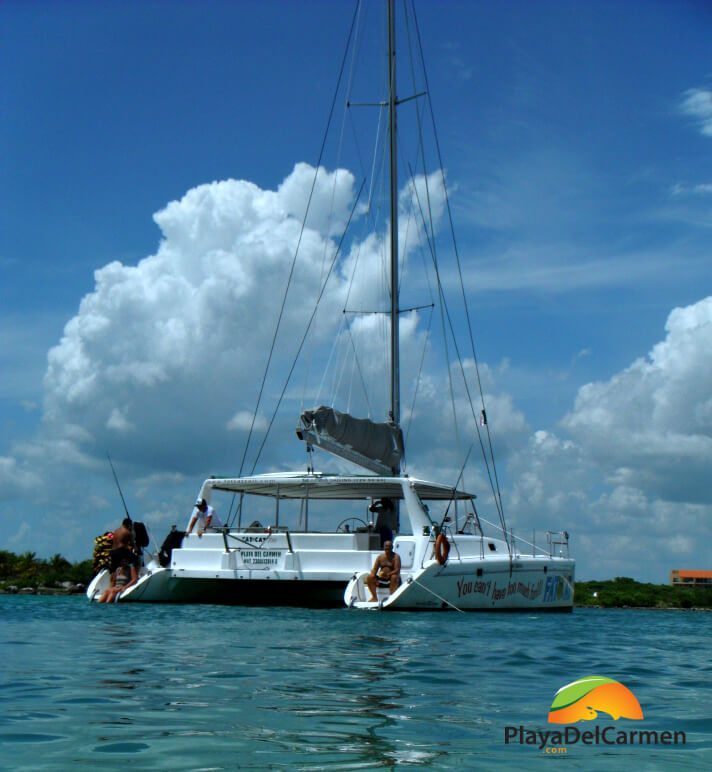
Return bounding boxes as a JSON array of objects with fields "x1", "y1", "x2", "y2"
[{"x1": 387, "y1": 0, "x2": 400, "y2": 442}]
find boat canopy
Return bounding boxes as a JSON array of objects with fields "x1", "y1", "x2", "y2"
[
  {"x1": 205, "y1": 473, "x2": 474, "y2": 502},
  {"x1": 296, "y1": 406, "x2": 404, "y2": 475}
]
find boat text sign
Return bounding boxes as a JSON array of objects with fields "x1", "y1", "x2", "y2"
[{"x1": 239, "y1": 549, "x2": 283, "y2": 566}]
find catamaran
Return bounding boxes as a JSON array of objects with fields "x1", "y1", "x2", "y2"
[{"x1": 88, "y1": 0, "x2": 574, "y2": 610}]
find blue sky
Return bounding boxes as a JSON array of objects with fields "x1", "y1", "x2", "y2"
[{"x1": 2, "y1": 0, "x2": 711, "y2": 582}]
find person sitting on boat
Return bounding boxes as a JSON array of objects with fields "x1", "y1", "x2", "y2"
[
  {"x1": 369, "y1": 497, "x2": 397, "y2": 546},
  {"x1": 186, "y1": 498, "x2": 222, "y2": 538},
  {"x1": 97, "y1": 547, "x2": 139, "y2": 603},
  {"x1": 366, "y1": 540, "x2": 401, "y2": 602}
]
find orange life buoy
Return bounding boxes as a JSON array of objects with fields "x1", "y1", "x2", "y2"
[{"x1": 434, "y1": 532, "x2": 450, "y2": 565}]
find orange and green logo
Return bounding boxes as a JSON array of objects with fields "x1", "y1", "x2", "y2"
[{"x1": 548, "y1": 675, "x2": 644, "y2": 724}]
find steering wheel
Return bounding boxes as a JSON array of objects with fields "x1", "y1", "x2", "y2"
[{"x1": 336, "y1": 517, "x2": 368, "y2": 533}]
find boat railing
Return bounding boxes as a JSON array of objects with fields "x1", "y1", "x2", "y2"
[
  {"x1": 546, "y1": 530, "x2": 570, "y2": 558},
  {"x1": 511, "y1": 529, "x2": 570, "y2": 559},
  {"x1": 459, "y1": 513, "x2": 513, "y2": 552},
  {"x1": 447, "y1": 517, "x2": 571, "y2": 560},
  {"x1": 219, "y1": 527, "x2": 379, "y2": 558},
  {"x1": 220, "y1": 527, "x2": 295, "y2": 554}
]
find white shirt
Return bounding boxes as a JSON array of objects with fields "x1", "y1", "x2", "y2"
[{"x1": 189, "y1": 504, "x2": 222, "y2": 531}]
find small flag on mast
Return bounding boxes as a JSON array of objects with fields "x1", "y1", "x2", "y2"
[{"x1": 480, "y1": 409, "x2": 487, "y2": 427}]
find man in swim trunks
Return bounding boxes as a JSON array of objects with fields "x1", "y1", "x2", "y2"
[{"x1": 366, "y1": 540, "x2": 401, "y2": 602}]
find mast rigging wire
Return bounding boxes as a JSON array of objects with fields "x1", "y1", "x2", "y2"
[
  {"x1": 250, "y1": 179, "x2": 367, "y2": 474},
  {"x1": 236, "y1": 0, "x2": 508, "y2": 550},
  {"x1": 410, "y1": 0, "x2": 509, "y2": 545},
  {"x1": 236, "y1": 1, "x2": 362, "y2": 480}
]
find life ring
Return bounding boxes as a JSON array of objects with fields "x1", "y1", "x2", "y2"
[{"x1": 434, "y1": 533, "x2": 450, "y2": 565}]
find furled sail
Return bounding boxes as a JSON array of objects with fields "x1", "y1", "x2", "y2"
[{"x1": 296, "y1": 406, "x2": 404, "y2": 475}]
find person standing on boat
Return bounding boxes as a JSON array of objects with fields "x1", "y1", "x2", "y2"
[
  {"x1": 112, "y1": 518, "x2": 134, "y2": 550},
  {"x1": 369, "y1": 497, "x2": 397, "y2": 546},
  {"x1": 186, "y1": 498, "x2": 222, "y2": 537},
  {"x1": 366, "y1": 540, "x2": 401, "y2": 602}
]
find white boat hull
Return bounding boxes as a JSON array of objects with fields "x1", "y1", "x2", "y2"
[
  {"x1": 106, "y1": 567, "x2": 351, "y2": 606},
  {"x1": 345, "y1": 557, "x2": 575, "y2": 611},
  {"x1": 87, "y1": 474, "x2": 575, "y2": 610},
  {"x1": 89, "y1": 543, "x2": 574, "y2": 612},
  {"x1": 88, "y1": 530, "x2": 379, "y2": 605},
  {"x1": 86, "y1": 569, "x2": 110, "y2": 602}
]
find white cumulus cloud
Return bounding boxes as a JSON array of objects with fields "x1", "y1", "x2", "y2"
[
  {"x1": 492, "y1": 297, "x2": 712, "y2": 581},
  {"x1": 41, "y1": 165, "x2": 359, "y2": 474},
  {"x1": 680, "y1": 87, "x2": 712, "y2": 137},
  {"x1": 0, "y1": 456, "x2": 42, "y2": 500},
  {"x1": 562, "y1": 296, "x2": 712, "y2": 503},
  {"x1": 36, "y1": 164, "x2": 447, "y2": 483},
  {"x1": 227, "y1": 411, "x2": 267, "y2": 432}
]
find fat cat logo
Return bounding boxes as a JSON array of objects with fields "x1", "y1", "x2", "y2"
[{"x1": 504, "y1": 675, "x2": 686, "y2": 752}]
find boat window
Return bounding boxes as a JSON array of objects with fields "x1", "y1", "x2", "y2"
[{"x1": 421, "y1": 500, "x2": 463, "y2": 530}]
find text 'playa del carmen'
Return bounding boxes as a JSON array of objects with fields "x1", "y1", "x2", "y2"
[{"x1": 504, "y1": 725, "x2": 686, "y2": 750}]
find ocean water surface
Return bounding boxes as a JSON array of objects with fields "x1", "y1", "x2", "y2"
[{"x1": 1, "y1": 596, "x2": 709, "y2": 770}]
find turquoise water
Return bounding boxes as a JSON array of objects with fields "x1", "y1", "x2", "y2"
[{"x1": 1, "y1": 597, "x2": 709, "y2": 770}]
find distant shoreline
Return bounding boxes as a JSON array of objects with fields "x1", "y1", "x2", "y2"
[
  {"x1": 2, "y1": 552, "x2": 710, "y2": 610},
  {"x1": 1, "y1": 594, "x2": 711, "y2": 614},
  {"x1": 0, "y1": 585, "x2": 85, "y2": 596},
  {"x1": 580, "y1": 604, "x2": 711, "y2": 612},
  {"x1": 574, "y1": 578, "x2": 712, "y2": 610}
]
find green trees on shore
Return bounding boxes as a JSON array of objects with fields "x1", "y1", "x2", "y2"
[
  {"x1": 576, "y1": 576, "x2": 712, "y2": 609},
  {"x1": 0, "y1": 550, "x2": 92, "y2": 590}
]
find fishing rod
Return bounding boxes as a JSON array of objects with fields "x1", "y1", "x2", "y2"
[{"x1": 107, "y1": 452, "x2": 131, "y2": 523}]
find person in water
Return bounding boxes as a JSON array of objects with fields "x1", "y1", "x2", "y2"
[{"x1": 366, "y1": 540, "x2": 401, "y2": 602}]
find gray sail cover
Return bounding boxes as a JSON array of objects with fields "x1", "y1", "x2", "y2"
[{"x1": 297, "y1": 407, "x2": 404, "y2": 475}]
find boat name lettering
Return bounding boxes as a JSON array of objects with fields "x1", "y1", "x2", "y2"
[
  {"x1": 456, "y1": 578, "x2": 491, "y2": 598},
  {"x1": 240, "y1": 549, "x2": 283, "y2": 566},
  {"x1": 492, "y1": 579, "x2": 544, "y2": 602},
  {"x1": 543, "y1": 575, "x2": 571, "y2": 602}
]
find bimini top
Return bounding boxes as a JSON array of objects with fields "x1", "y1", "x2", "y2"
[{"x1": 203, "y1": 472, "x2": 474, "y2": 501}]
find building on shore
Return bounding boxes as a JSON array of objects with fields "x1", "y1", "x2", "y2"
[{"x1": 670, "y1": 569, "x2": 712, "y2": 588}]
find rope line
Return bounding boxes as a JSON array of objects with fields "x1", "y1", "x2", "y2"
[
  {"x1": 411, "y1": 2, "x2": 508, "y2": 545},
  {"x1": 411, "y1": 577, "x2": 465, "y2": 613}
]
